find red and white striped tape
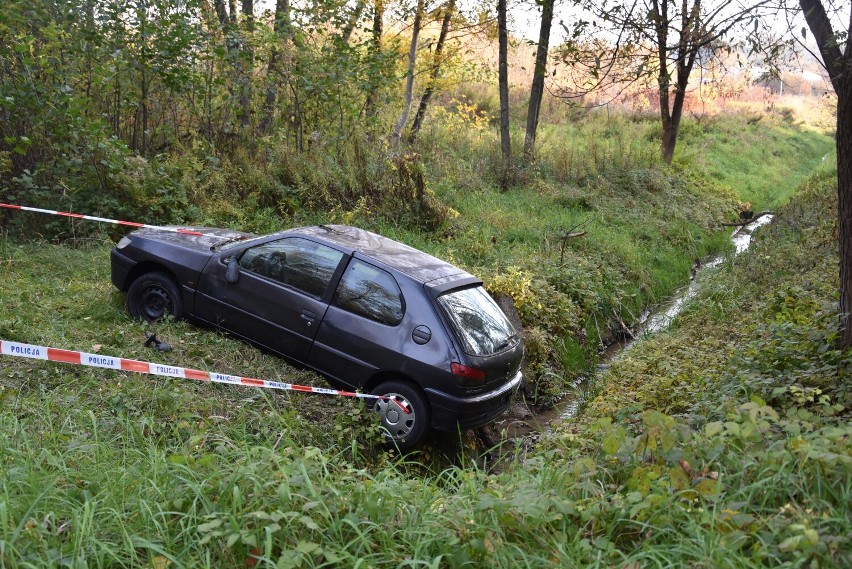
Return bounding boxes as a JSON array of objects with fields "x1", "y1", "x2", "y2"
[
  {"x1": 0, "y1": 203, "x2": 204, "y2": 236},
  {"x1": 0, "y1": 339, "x2": 387, "y2": 402}
]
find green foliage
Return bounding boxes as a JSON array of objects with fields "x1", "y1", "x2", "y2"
[
  {"x1": 0, "y1": 5, "x2": 845, "y2": 564},
  {"x1": 486, "y1": 267, "x2": 581, "y2": 339},
  {"x1": 677, "y1": 113, "x2": 835, "y2": 209},
  {"x1": 551, "y1": 164, "x2": 852, "y2": 566},
  {"x1": 486, "y1": 267, "x2": 590, "y2": 407},
  {"x1": 0, "y1": 141, "x2": 849, "y2": 569},
  {"x1": 738, "y1": 289, "x2": 851, "y2": 410},
  {"x1": 543, "y1": 401, "x2": 852, "y2": 566}
]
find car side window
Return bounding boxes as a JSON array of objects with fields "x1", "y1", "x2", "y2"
[
  {"x1": 239, "y1": 237, "x2": 344, "y2": 298},
  {"x1": 333, "y1": 259, "x2": 404, "y2": 325}
]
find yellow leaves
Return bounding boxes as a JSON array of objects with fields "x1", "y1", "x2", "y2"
[
  {"x1": 431, "y1": 97, "x2": 492, "y2": 132},
  {"x1": 430, "y1": 497, "x2": 447, "y2": 513},
  {"x1": 627, "y1": 465, "x2": 662, "y2": 495},
  {"x1": 739, "y1": 401, "x2": 779, "y2": 423},
  {"x1": 693, "y1": 478, "x2": 720, "y2": 498},
  {"x1": 641, "y1": 410, "x2": 677, "y2": 453},
  {"x1": 487, "y1": 267, "x2": 534, "y2": 306},
  {"x1": 779, "y1": 526, "x2": 821, "y2": 552},
  {"x1": 601, "y1": 426, "x2": 626, "y2": 455},
  {"x1": 149, "y1": 556, "x2": 171, "y2": 569},
  {"x1": 0, "y1": 150, "x2": 11, "y2": 174},
  {"x1": 668, "y1": 465, "x2": 690, "y2": 490},
  {"x1": 572, "y1": 457, "x2": 597, "y2": 479},
  {"x1": 705, "y1": 421, "x2": 724, "y2": 437},
  {"x1": 716, "y1": 508, "x2": 757, "y2": 533}
]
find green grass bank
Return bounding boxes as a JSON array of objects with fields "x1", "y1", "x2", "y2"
[
  {"x1": 1, "y1": 111, "x2": 834, "y2": 406},
  {"x1": 1, "y1": 157, "x2": 849, "y2": 568}
]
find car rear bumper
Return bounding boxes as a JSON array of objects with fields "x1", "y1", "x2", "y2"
[{"x1": 426, "y1": 371, "x2": 522, "y2": 431}]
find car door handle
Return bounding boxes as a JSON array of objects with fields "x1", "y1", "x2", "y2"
[{"x1": 301, "y1": 309, "x2": 317, "y2": 326}]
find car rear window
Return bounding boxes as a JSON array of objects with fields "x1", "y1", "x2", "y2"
[{"x1": 438, "y1": 286, "x2": 516, "y2": 356}]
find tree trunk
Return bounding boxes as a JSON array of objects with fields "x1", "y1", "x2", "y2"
[
  {"x1": 341, "y1": 0, "x2": 366, "y2": 43},
  {"x1": 651, "y1": 0, "x2": 674, "y2": 164},
  {"x1": 212, "y1": 0, "x2": 229, "y2": 27},
  {"x1": 523, "y1": 0, "x2": 554, "y2": 161},
  {"x1": 83, "y1": 0, "x2": 95, "y2": 108},
  {"x1": 409, "y1": 0, "x2": 455, "y2": 143},
  {"x1": 141, "y1": 68, "x2": 149, "y2": 156},
  {"x1": 237, "y1": 0, "x2": 254, "y2": 129},
  {"x1": 260, "y1": 0, "x2": 291, "y2": 133},
  {"x1": 365, "y1": 0, "x2": 384, "y2": 116},
  {"x1": 798, "y1": 0, "x2": 852, "y2": 347},
  {"x1": 662, "y1": 71, "x2": 690, "y2": 164},
  {"x1": 213, "y1": 0, "x2": 248, "y2": 134},
  {"x1": 838, "y1": 86, "x2": 852, "y2": 347},
  {"x1": 372, "y1": 0, "x2": 384, "y2": 53},
  {"x1": 139, "y1": 5, "x2": 149, "y2": 156},
  {"x1": 497, "y1": 0, "x2": 510, "y2": 186},
  {"x1": 660, "y1": 0, "x2": 701, "y2": 164},
  {"x1": 392, "y1": 0, "x2": 425, "y2": 145}
]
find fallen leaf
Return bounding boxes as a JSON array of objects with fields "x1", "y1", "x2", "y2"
[{"x1": 245, "y1": 547, "x2": 262, "y2": 567}]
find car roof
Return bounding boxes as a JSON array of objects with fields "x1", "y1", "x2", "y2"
[{"x1": 293, "y1": 225, "x2": 475, "y2": 285}]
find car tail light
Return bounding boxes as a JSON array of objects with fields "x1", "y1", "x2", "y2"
[{"x1": 451, "y1": 362, "x2": 486, "y2": 387}]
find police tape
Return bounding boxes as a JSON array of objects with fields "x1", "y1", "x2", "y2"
[
  {"x1": 0, "y1": 339, "x2": 391, "y2": 404},
  {"x1": 0, "y1": 203, "x2": 204, "y2": 236}
]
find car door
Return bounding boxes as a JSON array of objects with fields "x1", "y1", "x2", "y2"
[
  {"x1": 306, "y1": 257, "x2": 407, "y2": 388},
  {"x1": 195, "y1": 237, "x2": 347, "y2": 362}
]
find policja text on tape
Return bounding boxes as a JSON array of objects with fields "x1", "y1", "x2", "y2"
[{"x1": 0, "y1": 339, "x2": 397, "y2": 405}]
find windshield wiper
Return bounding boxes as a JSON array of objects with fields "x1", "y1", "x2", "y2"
[
  {"x1": 212, "y1": 235, "x2": 248, "y2": 250},
  {"x1": 496, "y1": 335, "x2": 516, "y2": 351}
]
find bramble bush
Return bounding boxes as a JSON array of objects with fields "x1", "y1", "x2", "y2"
[
  {"x1": 541, "y1": 401, "x2": 851, "y2": 566},
  {"x1": 486, "y1": 267, "x2": 586, "y2": 406}
]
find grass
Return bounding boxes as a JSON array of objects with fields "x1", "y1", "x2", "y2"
[
  {"x1": 557, "y1": 165, "x2": 851, "y2": 566},
  {"x1": 676, "y1": 112, "x2": 835, "y2": 209},
  {"x1": 1, "y1": 108, "x2": 847, "y2": 567}
]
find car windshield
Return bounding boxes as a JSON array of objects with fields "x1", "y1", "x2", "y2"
[{"x1": 438, "y1": 286, "x2": 516, "y2": 356}]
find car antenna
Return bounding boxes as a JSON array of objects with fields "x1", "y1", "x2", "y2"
[{"x1": 318, "y1": 224, "x2": 344, "y2": 234}]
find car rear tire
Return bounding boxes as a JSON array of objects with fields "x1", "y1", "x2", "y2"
[
  {"x1": 127, "y1": 271, "x2": 184, "y2": 322},
  {"x1": 371, "y1": 380, "x2": 430, "y2": 451}
]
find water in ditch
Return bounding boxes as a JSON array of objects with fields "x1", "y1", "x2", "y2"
[{"x1": 493, "y1": 214, "x2": 774, "y2": 439}]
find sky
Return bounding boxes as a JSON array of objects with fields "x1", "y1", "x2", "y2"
[{"x1": 251, "y1": 0, "x2": 847, "y2": 76}]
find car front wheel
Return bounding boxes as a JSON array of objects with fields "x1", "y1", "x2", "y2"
[
  {"x1": 127, "y1": 271, "x2": 184, "y2": 322},
  {"x1": 371, "y1": 380, "x2": 430, "y2": 450}
]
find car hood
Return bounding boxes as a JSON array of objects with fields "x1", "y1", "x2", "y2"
[{"x1": 130, "y1": 226, "x2": 256, "y2": 251}]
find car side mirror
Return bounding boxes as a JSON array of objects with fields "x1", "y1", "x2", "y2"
[{"x1": 225, "y1": 258, "x2": 240, "y2": 284}]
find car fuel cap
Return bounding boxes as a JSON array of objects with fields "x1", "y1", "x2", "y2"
[{"x1": 412, "y1": 325, "x2": 432, "y2": 345}]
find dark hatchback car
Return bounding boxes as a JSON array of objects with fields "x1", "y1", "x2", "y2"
[{"x1": 110, "y1": 224, "x2": 523, "y2": 448}]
